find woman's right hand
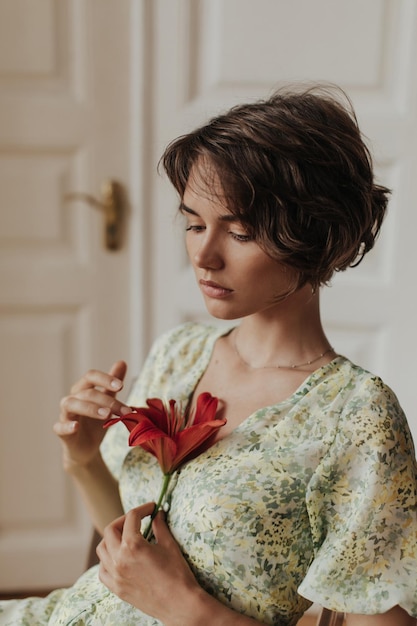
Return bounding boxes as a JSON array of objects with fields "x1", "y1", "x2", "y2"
[{"x1": 53, "y1": 360, "x2": 130, "y2": 472}]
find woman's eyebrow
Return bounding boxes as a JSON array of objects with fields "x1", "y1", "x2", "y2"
[
  {"x1": 179, "y1": 202, "x2": 197, "y2": 216},
  {"x1": 179, "y1": 202, "x2": 238, "y2": 223}
]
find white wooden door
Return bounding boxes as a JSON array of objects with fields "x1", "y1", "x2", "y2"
[
  {"x1": 148, "y1": 0, "x2": 417, "y2": 443},
  {"x1": 0, "y1": 0, "x2": 147, "y2": 591}
]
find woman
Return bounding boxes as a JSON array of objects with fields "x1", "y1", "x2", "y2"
[{"x1": 1, "y1": 85, "x2": 416, "y2": 625}]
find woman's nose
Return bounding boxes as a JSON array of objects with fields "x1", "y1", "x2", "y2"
[{"x1": 193, "y1": 234, "x2": 224, "y2": 270}]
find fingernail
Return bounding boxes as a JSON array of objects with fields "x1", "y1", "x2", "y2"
[
  {"x1": 110, "y1": 379, "x2": 122, "y2": 390},
  {"x1": 120, "y1": 406, "x2": 132, "y2": 415},
  {"x1": 98, "y1": 407, "x2": 111, "y2": 418}
]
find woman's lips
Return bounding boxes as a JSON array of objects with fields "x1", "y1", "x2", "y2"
[{"x1": 199, "y1": 279, "x2": 233, "y2": 298}]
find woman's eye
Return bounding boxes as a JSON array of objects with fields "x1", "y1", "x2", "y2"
[
  {"x1": 185, "y1": 224, "x2": 205, "y2": 232},
  {"x1": 230, "y1": 231, "x2": 252, "y2": 242}
]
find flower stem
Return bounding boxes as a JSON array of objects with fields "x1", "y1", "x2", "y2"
[{"x1": 142, "y1": 473, "x2": 172, "y2": 540}]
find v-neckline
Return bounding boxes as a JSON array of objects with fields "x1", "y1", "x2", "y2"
[{"x1": 182, "y1": 324, "x2": 346, "y2": 443}]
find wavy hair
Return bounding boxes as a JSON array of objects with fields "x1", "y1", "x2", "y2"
[{"x1": 161, "y1": 84, "x2": 390, "y2": 290}]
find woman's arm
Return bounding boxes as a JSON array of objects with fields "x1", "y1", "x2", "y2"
[
  {"x1": 65, "y1": 451, "x2": 124, "y2": 535},
  {"x1": 53, "y1": 361, "x2": 129, "y2": 533},
  {"x1": 345, "y1": 607, "x2": 416, "y2": 626}
]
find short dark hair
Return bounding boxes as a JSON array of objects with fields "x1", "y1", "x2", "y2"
[{"x1": 161, "y1": 84, "x2": 390, "y2": 290}]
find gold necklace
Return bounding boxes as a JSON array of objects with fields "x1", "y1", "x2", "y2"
[{"x1": 232, "y1": 330, "x2": 334, "y2": 370}]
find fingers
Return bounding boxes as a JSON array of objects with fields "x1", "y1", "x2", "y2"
[
  {"x1": 120, "y1": 505, "x2": 171, "y2": 546},
  {"x1": 60, "y1": 388, "x2": 129, "y2": 421},
  {"x1": 151, "y1": 510, "x2": 173, "y2": 546},
  {"x1": 57, "y1": 361, "x2": 129, "y2": 426},
  {"x1": 54, "y1": 397, "x2": 129, "y2": 441},
  {"x1": 101, "y1": 503, "x2": 156, "y2": 548},
  {"x1": 121, "y1": 503, "x2": 156, "y2": 540},
  {"x1": 106, "y1": 512, "x2": 129, "y2": 533},
  {"x1": 96, "y1": 513, "x2": 125, "y2": 572},
  {"x1": 70, "y1": 360, "x2": 127, "y2": 395},
  {"x1": 52, "y1": 419, "x2": 79, "y2": 437},
  {"x1": 97, "y1": 503, "x2": 156, "y2": 568},
  {"x1": 108, "y1": 361, "x2": 128, "y2": 389}
]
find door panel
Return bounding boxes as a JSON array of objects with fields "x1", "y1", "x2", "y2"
[{"x1": 0, "y1": 0, "x2": 145, "y2": 590}]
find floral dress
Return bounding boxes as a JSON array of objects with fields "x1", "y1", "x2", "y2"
[{"x1": 1, "y1": 322, "x2": 416, "y2": 626}]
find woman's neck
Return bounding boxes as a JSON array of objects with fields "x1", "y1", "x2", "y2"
[{"x1": 233, "y1": 288, "x2": 332, "y2": 370}]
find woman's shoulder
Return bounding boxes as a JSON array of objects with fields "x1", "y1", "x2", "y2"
[
  {"x1": 326, "y1": 355, "x2": 401, "y2": 404},
  {"x1": 325, "y1": 356, "x2": 413, "y2": 450}
]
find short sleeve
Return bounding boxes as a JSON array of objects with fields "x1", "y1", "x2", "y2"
[{"x1": 299, "y1": 376, "x2": 417, "y2": 617}]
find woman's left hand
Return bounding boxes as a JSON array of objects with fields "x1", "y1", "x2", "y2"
[{"x1": 96, "y1": 503, "x2": 202, "y2": 623}]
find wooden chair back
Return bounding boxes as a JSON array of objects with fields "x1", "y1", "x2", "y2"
[{"x1": 315, "y1": 607, "x2": 345, "y2": 625}]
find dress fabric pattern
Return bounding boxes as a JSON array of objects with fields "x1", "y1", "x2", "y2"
[{"x1": 1, "y1": 322, "x2": 416, "y2": 626}]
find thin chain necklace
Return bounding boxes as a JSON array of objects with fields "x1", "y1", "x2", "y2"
[{"x1": 232, "y1": 330, "x2": 334, "y2": 371}]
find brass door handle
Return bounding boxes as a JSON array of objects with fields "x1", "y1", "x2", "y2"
[{"x1": 66, "y1": 180, "x2": 125, "y2": 250}]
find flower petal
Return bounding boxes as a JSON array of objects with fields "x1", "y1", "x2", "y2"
[
  {"x1": 192, "y1": 392, "x2": 219, "y2": 425},
  {"x1": 128, "y1": 418, "x2": 178, "y2": 474},
  {"x1": 170, "y1": 417, "x2": 226, "y2": 471},
  {"x1": 131, "y1": 398, "x2": 176, "y2": 434},
  {"x1": 144, "y1": 437, "x2": 177, "y2": 474},
  {"x1": 102, "y1": 413, "x2": 141, "y2": 433}
]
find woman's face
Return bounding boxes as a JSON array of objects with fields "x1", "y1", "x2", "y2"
[{"x1": 182, "y1": 163, "x2": 298, "y2": 321}]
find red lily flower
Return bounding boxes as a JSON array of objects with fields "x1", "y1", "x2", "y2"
[
  {"x1": 103, "y1": 392, "x2": 225, "y2": 474},
  {"x1": 104, "y1": 392, "x2": 225, "y2": 540}
]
